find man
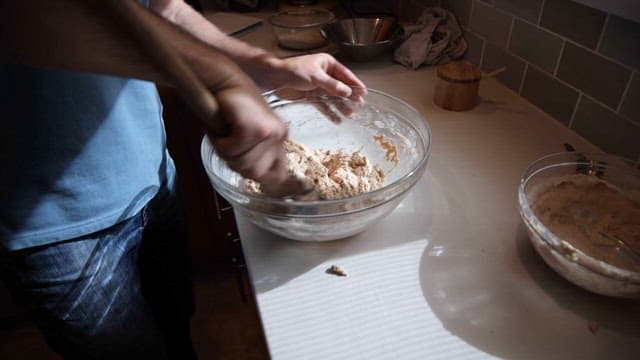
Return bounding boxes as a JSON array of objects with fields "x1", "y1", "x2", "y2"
[{"x1": 0, "y1": 0, "x2": 366, "y2": 358}]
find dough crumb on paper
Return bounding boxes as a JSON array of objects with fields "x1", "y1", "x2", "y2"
[{"x1": 326, "y1": 264, "x2": 347, "y2": 277}]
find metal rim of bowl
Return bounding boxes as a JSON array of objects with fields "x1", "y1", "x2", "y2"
[
  {"x1": 269, "y1": 9, "x2": 335, "y2": 29},
  {"x1": 201, "y1": 88, "x2": 432, "y2": 216},
  {"x1": 321, "y1": 18, "x2": 398, "y2": 47},
  {"x1": 517, "y1": 151, "x2": 640, "y2": 284},
  {"x1": 335, "y1": 39, "x2": 392, "y2": 47}
]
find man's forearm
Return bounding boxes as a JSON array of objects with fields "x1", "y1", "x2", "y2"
[
  {"x1": 2, "y1": 0, "x2": 252, "y2": 92},
  {"x1": 151, "y1": 0, "x2": 283, "y2": 89}
]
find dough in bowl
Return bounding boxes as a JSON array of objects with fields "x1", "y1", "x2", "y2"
[{"x1": 245, "y1": 139, "x2": 385, "y2": 200}]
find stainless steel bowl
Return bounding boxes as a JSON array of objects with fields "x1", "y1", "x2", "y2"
[
  {"x1": 201, "y1": 89, "x2": 431, "y2": 241},
  {"x1": 321, "y1": 18, "x2": 399, "y2": 62}
]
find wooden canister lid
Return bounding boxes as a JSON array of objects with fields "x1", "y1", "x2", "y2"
[{"x1": 436, "y1": 61, "x2": 482, "y2": 84}]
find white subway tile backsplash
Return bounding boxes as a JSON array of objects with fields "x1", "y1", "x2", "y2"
[
  {"x1": 450, "y1": 0, "x2": 640, "y2": 153},
  {"x1": 572, "y1": 96, "x2": 640, "y2": 159},
  {"x1": 469, "y1": 1, "x2": 512, "y2": 47},
  {"x1": 482, "y1": 42, "x2": 526, "y2": 92},
  {"x1": 620, "y1": 73, "x2": 640, "y2": 123},
  {"x1": 521, "y1": 66, "x2": 579, "y2": 125},
  {"x1": 494, "y1": 0, "x2": 543, "y2": 23},
  {"x1": 599, "y1": 15, "x2": 640, "y2": 69},
  {"x1": 508, "y1": 19, "x2": 563, "y2": 73},
  {"x1": 557, "y1": 43, "x2": 631, "y2": 109},
  {"x1": 540, "y1": 0, "x2": 606, "y2": 49}
]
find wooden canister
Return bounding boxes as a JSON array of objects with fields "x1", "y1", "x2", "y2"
[{"x1": 433, "y1": 61, "x2": 482, "y2": 111}]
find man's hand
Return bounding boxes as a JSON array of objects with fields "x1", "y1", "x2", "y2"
[
  {"x1": 4, "y1": 0, "x2": 292, "y2": 184},
  {"x1": 263, "y1": 53, "x2": 368, "y2": 103},
  {"x1": 146, "y1": 1, "x2": 368, "y2": 102},
  {"x1": 209, "y1": 84, "x2": 289, "y2": 184}
]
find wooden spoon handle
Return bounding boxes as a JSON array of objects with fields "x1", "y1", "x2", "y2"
[{"x1": 482, "y1": 66, "x2": 507, "y2": 79}]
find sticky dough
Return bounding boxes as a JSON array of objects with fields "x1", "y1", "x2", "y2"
[
  {"x1": 532, "y1": 175, "x2": 640, "y2": 272},
  {"x1": 245, "y1": 140, "x2": 385, "y2": 200}
]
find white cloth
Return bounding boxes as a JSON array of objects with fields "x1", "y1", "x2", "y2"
[{"x1": 394, "y1": 7, "x2": 467, "y2": 69}]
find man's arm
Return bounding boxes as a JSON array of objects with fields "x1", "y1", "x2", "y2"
[
  {"x1": 2, "y1": 0, "x2": 289, "y2": 184},
  {"x1": 3, "y1": 1, "x2": 158, "y2": 82},
  {"x1": 3, "y1": 1, "x2": 241, "y2": 89},
  {"x1": 148, "y1": 0, "x2": 367, "y2": 100},
  {"x1": 149, "y1": 0, "x2": 271, "y2": 77}
]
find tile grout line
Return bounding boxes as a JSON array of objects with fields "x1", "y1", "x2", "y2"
[
  {"x1": 468, "y1": 0, "x2": 486, "y2": 70},
  {"x1": 595, "y1": 13, "x2": 610, "y2": 53},
  {"x1": 518, "y1": 63, "x2": 528, "y2": 95},
  {"x1": 461, "y1": 0, "x2": 633, "y2": 73},
  {"x1": 469, "y1": 0, "x2": 476, "y2": 29},
  {"x1": 505, "y1": 15, "x2": 515, "y2": 50},
  {"x1": 503, "y1": 45, "x2": 634, "y2": 121},
  {"x1": 518, "y1": 88, "x2": 637, "y2": 144},
  {"x1": 537, "y1": 0, "x2": 546, "y2": 25},
  {"x1": 478, "y1": 38, "x2": 487, "y2": 69},
  {"x1": 513, "y1": 90, "x2": 577, "y2": 130},
  {"x1": 461, "y1": 0, "x2": 638, "y2": 126},
  {"x1": 553, "y1": 40, "x2": 566, "y2": 76},
  {"x1": 616, "y1": 70, "x2": 635, "y2": 113},
  {"x1": 459, "y1": 2, "x2": 640, "y2": 160},
  {"x1": 503, "y1": 8, "x2": 634, "y2": 72},
  {"x1": 505, "y1": 48, "x2": 579, "y2": 90},
  {"x1": 510, "y1": 49, "x2": 638, "y2": 126},
  {"x1": 567, "y1": 93, "x2": 582, "y2": 129},
  {"x1": 471, "y1": 32, "x2": 580, "y2": 102},
  {"x1": 583, "y1": 92, "x2": 639, "y2": 127},
  {"x1": 463, "y1": 26, "x2": 487, "y2": 68}
]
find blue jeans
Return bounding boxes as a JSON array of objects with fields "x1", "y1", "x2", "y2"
[{"x1": 0, "y1": 178, "x2": 195, "y2": 359}]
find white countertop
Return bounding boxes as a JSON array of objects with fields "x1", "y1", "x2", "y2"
[{"x1": 227, "y1": 15, "x2": 640, "y2": 360}]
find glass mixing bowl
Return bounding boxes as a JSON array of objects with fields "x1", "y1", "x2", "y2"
[
  {"x1": 518, "y1": 151, "x2": 640, "y2": 298},
  {"x1": 269, "y1": 9, "x2": 335, "y2": 50},
  {"x1": 201, "y1": 89, "x2": 431, "y2": 241}
]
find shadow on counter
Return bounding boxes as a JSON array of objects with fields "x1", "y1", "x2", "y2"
[
  {"x1": 237, "y1": 171, "x2": 434, "y2": 294},
  {"x1": 418, "y1": 197, "x2": 640, "y2": 359}
]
